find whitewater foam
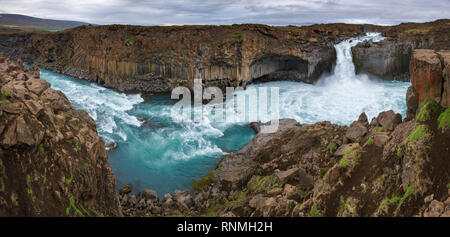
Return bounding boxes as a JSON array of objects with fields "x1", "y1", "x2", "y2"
[{"x1": 35, "y1": 32, "x2": 410, "y2": 195}]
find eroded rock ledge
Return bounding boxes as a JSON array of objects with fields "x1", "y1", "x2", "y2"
[{"x1": 0, "y1": 55, "x2": 120, "y2": 216}]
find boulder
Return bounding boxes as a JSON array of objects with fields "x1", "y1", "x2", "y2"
[
  {"x1": 25, "y1": 78, "x2": 50, "y2": 95},
  {"x1": 423, "y1": 200, "x2": 445, "y2": 217},
  {"x1": 273, "y1": 168, "x2": 313, "y2": 187},
  {"x1": 377, "y1": 110, "x2": 402, "y2": 130},
  {"x1": 345, "y1": 121, "x2": 368, "y2": 141},
  {"x1": 373, "y1": 132, "x2": 390, "y2": 147},
  {"x1": 142, "y1": 189, "x2": 158, "y2": 200},
  {"x1": 24, "y1": 100, "x2": 43, "y2": 115},
  {"x1": 334, "y1": 143, "x2": 361, "y2": 157},
  {"x1": 0, "y1": 101, "x2": 23, "y2": 114}
]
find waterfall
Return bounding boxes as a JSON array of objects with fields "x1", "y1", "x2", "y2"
[{"x1": 34, "y1": 32, "x2": 409, "y2": 195}]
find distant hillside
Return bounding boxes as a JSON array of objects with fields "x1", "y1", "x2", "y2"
[{"x1": 0, "y1": 13, "x2": 92, "y2": 31}]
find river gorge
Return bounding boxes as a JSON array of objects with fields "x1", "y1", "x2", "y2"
[
  {"x1": 0, "y1": 19, "x2": 449, "y2": 217},
  {"x1": 33, "y1": 33, "x2": 409, "y2": 196}
]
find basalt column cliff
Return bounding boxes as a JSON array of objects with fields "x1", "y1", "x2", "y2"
[{"x1": 0, "y1": 24, "x2": 383, "y2": 93}]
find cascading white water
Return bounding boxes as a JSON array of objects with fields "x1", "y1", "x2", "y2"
[
  {"x1": 35, "y1": 32, "x2": 409, "y2": 195},
  {"x1": 242, "y1": 32, "x2": 409, "y2": 125}
]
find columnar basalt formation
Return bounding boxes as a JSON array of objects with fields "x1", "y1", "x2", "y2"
[
  {"x1": 118, "y1": 49, "x2": 450, "y2": 217},
  {"x1": 0, "y1": 55, "x2": 120, "y2": 216},
  {"x1": 410, "y1": 49, "x2": 450, "y2": 107},
  {"x1": 352, "y1": 19, "x2": 450, "y2": 81},
  {"x1": 0, "y1": 24, "x2": 384, "y2": 93}
]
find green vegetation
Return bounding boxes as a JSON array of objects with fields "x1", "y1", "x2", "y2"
[
  {"x1": 231, "y1": 31, "x2": 243, "y2": 41},
  {"x1": 37, "y1": 145, "x2": 44, "y2": 153},
  {"x1": 377, "y1": 195, "x2": 401, "y2": 214},
  {"x1": 338, "y1": 196, "x2": 356, "y2": 216},
  {"x1": 193, "y1": 172, "x2": 212, "y2": 192},
  {"x1": 408, "y1": 125, "x2": 432, "y2": 141},
  {"x1": 364, "y1": 137, "x2": 374, "y2": 147},
  {"x1": 319, "y1": 168, "x2": 328, "y2": 178},
  {"x1": 396, "y1": 147, "x2": 403, "y2": 159},
  {"x1": 0, "y1": 99, "x2": 4, "y2": 105},
  {"x1": 26, "y1": 174, "x2": 31, "y2": 184},
  {"x1": 1, "y1": 88, "x2": 10, "y2": 97},
  {"x1": 200, "y1": 199, "x2": 224, "y2": 217},
  {"x1": 377, "y1": 185, "x2": 415, "y2": 216},
  {"x1": 447, "y1": 183, "x2": 450, "y2": 189},
  {"x1": 75, "y1": 142, "x2": 82, "y2": 152},
  {"x1": 310, "y1": 204, "x2": 323, "y2": 217},
  {"x1": 328, "y1": 141, "x2": 337, "y2": 154},
  {"x1": 288, "y1": 201, "x2": 295, "y2": 212},
  {"x1": 66, "y1": 195, "x2": 84, "y2": 216},
  {"x1": 339, "y1": 157, "x2": 349, "y2": 169},
  {"x1": 417, "y1": 98, "x2": 439, "y2": 122},
  {"x1": 377, "y1": 126, "x2": 387, "y2": 132},
  {"x1": 394, "y1": 185, "x2": 414, "y2": 216},
  {"x1": 339, "y1": 146, "x2": 361, "y2": 169},
  {"x1": 224, "y1": 191, "x2": 249, "y2": 211},
  {"x1": 437, "y1": 107, "x2": 450, "y2": 129},
  {"x1": 83, "y1": 162, "x2": 90, "y2": 170},
  {"x1": 65, "y1": 174, "x2": 73, "y2": 186}
]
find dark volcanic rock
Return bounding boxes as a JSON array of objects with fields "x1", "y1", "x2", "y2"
[
  {"x1": 0, "y1": 55, "x2": 120, "y2": 217},
  {"x1": 0, "y1": 23, "x2": 384, "y2": 93}
]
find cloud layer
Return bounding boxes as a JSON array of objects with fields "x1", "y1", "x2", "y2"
[{"x1": 0, "y1": 0, "x2": 449, "y2": 26}]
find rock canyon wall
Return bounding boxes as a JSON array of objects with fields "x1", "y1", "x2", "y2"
[
  {"x1": 0, "y1": 23, "x2": 384, "y2": 93},
  {"x1": 0, "y1": 55, "x2": 120, "y2": 216}
]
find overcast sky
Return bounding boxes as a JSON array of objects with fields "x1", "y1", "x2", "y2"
[{"x1": 0, "y1": 0, "x2": 449, "y2": 26}]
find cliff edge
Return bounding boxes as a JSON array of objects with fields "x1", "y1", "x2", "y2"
[{"x1": 0, "y1": 55, "x2": 120, "y2": 216}]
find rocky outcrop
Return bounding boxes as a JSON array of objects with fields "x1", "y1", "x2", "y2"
[
  {"x1": 0, "y1": 23, "x2": 383, "y2": 93},
  {"x1": 120, "y1": 100, "x2": 449, "y2": 217},
  {"x1": 352, "y1": 19, "x2": 450, "y2": 81},
  {"x1": 0, "y1": 55, "x2": 120, "y2": 216},
  {"x1": 352, "y1": 39, "x2": 414, "y2": 81},
  {"x1": 410, "y1": 49, "x2": 450, "y2": 107}
]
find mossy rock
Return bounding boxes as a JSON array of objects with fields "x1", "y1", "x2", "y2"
[
  {"x1": 417, "y1": 98, "x2": 440, "y2": 122},
  {"x1": 193, "y1": 172, "x2": 212, "y2": 192},
  {"x1": 408, "y1": 124, "x2": 432, "y2": 141},
  {"x1": 438, "y1": 107, "x2": 450, "y2": 129}
]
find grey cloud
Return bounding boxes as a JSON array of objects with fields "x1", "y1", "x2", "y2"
[{"x1": 0, "y1": 0, "x2": 448, "y2": 26}]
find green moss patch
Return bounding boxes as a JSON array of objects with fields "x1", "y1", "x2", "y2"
[
  {"x1": 1, "y1": 88, "x2": 10, "y2": 97},
  {"x1": 310, "y1": 203, "x2": 323, "y2": 217},
  {"x1": 339, "y1": 146, "x2": 361, "y2": 169},
  {"x1": 408, "y1": 125, "x2": 432, "y2": 141},
  {"x1": 438, "y1": 107, "x2": 450, "y2": 129},
  {"x1": 417, "y1": 98, "x2": 439, "y2": 122},
  {"x1": 193, "y1": 172, "x2": 212, "y2": 192},
  {"x1": 364, "y1": 137, "x2": 374, "y2": 147},
  {"x1": 328, "y1": 141, "x2": 337, "y2": 154}
]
